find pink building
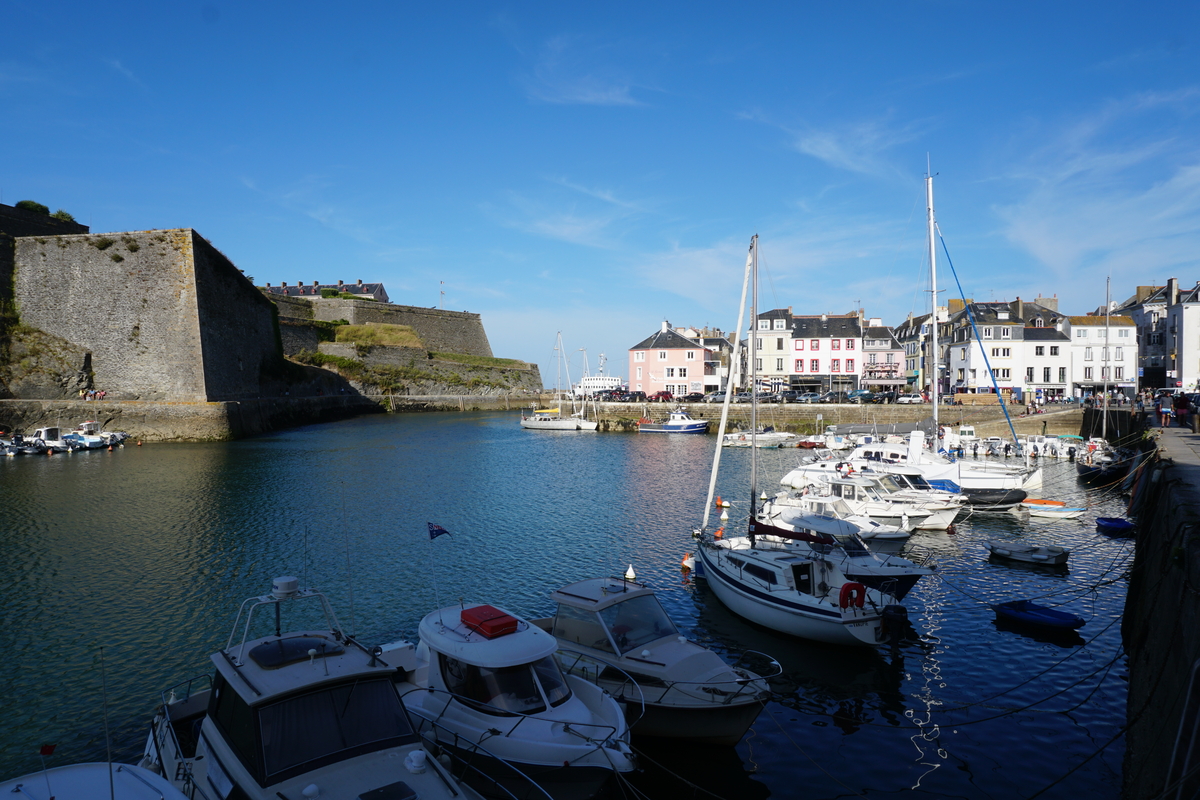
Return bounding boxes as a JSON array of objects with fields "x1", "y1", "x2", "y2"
[{"x1": 628, "y1": 321, "x2": 712, "y2": 396}]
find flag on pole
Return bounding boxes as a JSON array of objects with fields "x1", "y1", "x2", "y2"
[{"x1": 428, "y1": 523, "x2": 451, "y2": 540}]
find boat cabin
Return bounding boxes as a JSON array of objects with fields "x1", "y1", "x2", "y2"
[
  {"x1": 417, "y1": 604, "x2": 574, "y2": 717},
  {"x1": 547, "y1": 577, "x2": 679, "y2": 656}
]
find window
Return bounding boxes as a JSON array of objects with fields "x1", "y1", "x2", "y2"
[
  {"x1": 831, "y1": 359, "x2": 841, "y2": 372},
  {"x1": 810, "y1": 359, "x2": 819, "y2": 372},
  {"x1": 1050, "y1": 346, "x2": 1059, "y2": 356},
  {"x1": 957, "y1": 369, "x2": 965, "y2": 381},
  {"x1": 810, "y1": 340, "x2": 819, "y2": 350},
  {"x1": 776, "y1": 337, "x2": 784, "y2": 350},
  {"x1": 1076, "y1": 329, "x2": 1088, "y2": 338},
  {"x1": 1058, "y1": 367, "x2": 1066, "y2": 382},
  {"x1": 1035, "y1": 346, "x2": 1044, "y2": 356},
  {"x1": 846, "y1": 359, "x2": 854, "y2": 371},
  {"x1": 775, "y1": 358, "x2": 784, "y2": 371},
  {"x1": 1101, "y1": 367, "x2": 1110, "y2": 380},
  {"x1": 686, "y1": 351, "x2": 695, "y2": 360},
  {"x1": 796, "y1": 359, "x2": 805, "y2": 372},
  {"x1": 846, "y1": 339, "x2": 855, "y2": 350},
  {"x1": 678, "y1": 367, "x2": 687, "y2": 378},
  {"x1": 1084, "y1": 347, "x2": 1093, "y2": 361},
  {"x1": 754, "y1": 358, "x2": 762, "y2": 370},
  {"x1": 1150, "y1": 333, "x2": 1163, "y2": 345},
  {"x1": 983, "y1": 327, "x2": 993, "y2": 339},
  {"x1": 959, "y1": 348, "x2": 966, "y2": 360},
  {"x1": 831, "y1": 339, "x2": 841, "y2": 350},
  {"x1": 1119, "y1": 329, "x2": 1130, "y2": 338},
  {"x1": 998, "y1": 369, "x2": 1010, "y2": 379},
  {"x1": 755, "y1": 338, "x2": 763, "y2": 351},
  {"x1": 1026, "y1": 367, "x2": 1034, "y2": 382},
  {"x1": 1115, "y1": 347, "x2": 1123, "y2": 360},
  {"x1": 794, "y1": 340, "x2": 805, "y2": 351},
  {"x1": 1084, "y1": 367, "x2": 1093, "y2": 380},
  {"x1": 1043, "y1": 367, "x2": 1051, "y2": 383},
  {"x1": 1115, "y1": 367, "x2": 1124, "y2": 379},
  {"x1": 634, "y1": 352, "x2": 645, "y2": 362},
  {"x1": 658, "y1": 351, "x2": 667, "y2": 360},
  {"x1": 1097, "y1": 329, "x2": 1107, "y2": 339},
  {"x1": 636, "y1": 366, "x2": 642, "y2": 379},
  {"x1": 886, "y1": 353, "x2": 895, "y2": 363},
  {"x1": 758, "y1": 320, "x2": 769, "y2": 330},
  {"x1": 773, "y1": 318, "x2": 786, "y2": 330},
  {"x1": 1034, "y1": 318, "x2": 1045, "y2": 327},
  {"x1": 665, "y1": 367, "x2": 675, "y2": 378},
  {"x1": 1102, "y1": 347, "x2": 1109, "y2": 362},
  {"x1": 991, "y1": 348, "x2": 1001, "y2": 357},
  {"x1": 1001, "y1": 327, "x2": 1011, "y2": 339}
]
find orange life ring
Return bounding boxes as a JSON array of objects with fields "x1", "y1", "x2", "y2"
[{"x1": 838, "y1": 582, "x2": 866, "y2": 609}]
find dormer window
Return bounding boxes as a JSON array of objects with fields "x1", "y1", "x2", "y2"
[
  {"x1": 758, "y1": 320, "x2": 770, "y2": 330},
  {"x1": 773, "y1": 319, "x2": 786, "y2": 330}
]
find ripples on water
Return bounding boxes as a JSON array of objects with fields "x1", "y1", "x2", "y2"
[{"x1": 0, "y1": 412, "x2": 1130, "y2": 797}]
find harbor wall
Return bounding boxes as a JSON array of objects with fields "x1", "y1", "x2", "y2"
[{"x1": 1121, "y1": 427, "x2": 1200, "y2": 799}]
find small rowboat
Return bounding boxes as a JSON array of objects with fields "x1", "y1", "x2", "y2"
[
  {"x1": 992, "y1": 600, "x2": 1085, "y2": 630},
  {"x1": 985, "y1": 541, "x2": 1069, "y2": 565},
  {"x1": 1021, "y1": 498, "x2": 1064, "y2": 507},
  {"x1": 1096, "y1": 517, "x2": 1135, "y2": 537},
  {"x1": 1020, "y1": 502, "x2": 1087, "y2": 519}
]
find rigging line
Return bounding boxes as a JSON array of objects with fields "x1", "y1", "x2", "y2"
[
  {"x1": 761, "y1": 704, "x2": 868, "y2": 797},
  {"x1": 627, "y1": 744, "x2": 733, "y2": 800},
  {"x1": 935, "y1": 226, "x2": 1022, "y2": 449}
]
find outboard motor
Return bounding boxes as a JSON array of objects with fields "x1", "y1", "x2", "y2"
[{"x1": 880, "y1": 605, "x2": 910, "y2": 644}]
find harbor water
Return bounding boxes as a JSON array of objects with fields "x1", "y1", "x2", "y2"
[{"x1": 0, "y1": 411, "x2": 1130, "y2": 797}]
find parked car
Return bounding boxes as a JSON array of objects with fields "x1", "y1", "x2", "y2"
[
  {"x1": 732, "y1": 392, "x2": 752, "y2": 403},
  {"x1": 795, "y1": 392, "x2": 822, "y2": 404},
  {"x1": 774, "y1": 390, "x2": 802, "y2": 404},
  {"x1": 896, "y1": 393, "x2": 925, "y2": 404},
  {"x1": 818, "y1": 391, "x2": 850, "y2": 403},
  {"x1": 849, "y1": 391, "x2": 876, "y2": 404},
  {"x1": 702, "y1": 392, "x2": 727, "y2": 404},
  {"x1": 871, "y1": 391, "x2": 898, "y2": 404},
  {"x1": 679, "y1": 392, "x2": 705, "y2": 403},
  {"x1": 624, "y1": 391, "x2": 648, "y2": 403},
  {"x1": 595, "y1": 389, "x2": 627, "y2": 402},
  {"x1": 647, "y1": 391, "x2": 674, "y2": 403}
]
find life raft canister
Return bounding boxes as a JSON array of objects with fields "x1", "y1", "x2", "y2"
[{"x1": 839, "y1": 582, "x2": 867, "y2": 609}]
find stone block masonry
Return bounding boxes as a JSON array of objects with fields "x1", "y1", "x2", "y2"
[
  {"x1": 307, "y1": 298, "x2": 494, "y2": 358},
  {"x1": 13, "y1": 229, "x2": 281, "y2": 401}
]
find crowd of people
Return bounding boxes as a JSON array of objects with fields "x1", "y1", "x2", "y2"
[
  {"x1": 1149, "y1": 390, "x2": 1192, "y2": 428},
  {"x1": 78, "y1": 389, "x2": 106, "y2": 401}
]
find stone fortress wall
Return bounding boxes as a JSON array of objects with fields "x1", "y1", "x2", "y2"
[
  {"x1": 12, "y1": 229, "x2": 279, "y2": 401},
  {"x1": 304, "y1": 298, "x2": 494, "y2": 358},
  {"x1": 0, "y1": 204, "x2": 90, "y2": 238}
]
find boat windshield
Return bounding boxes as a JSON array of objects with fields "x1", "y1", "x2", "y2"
[
  {"x1": 551, "y1": 604, "x2": 615, "y2": 653},
  {"x1": 440, "y1": 655, "x2": 572, "y2": 716},
  {"x1": 832, "y1": 534, "x2": 871, "y2": 556},
  {"x1": 598, "y1": 595, "x2": 677, "y2": 654},
  {"x1": 875, "y1": 475, "x2": 905, "y2": 492},
  {"x1": 254, "y1": 677, "x2": 417, "y2": 782}
]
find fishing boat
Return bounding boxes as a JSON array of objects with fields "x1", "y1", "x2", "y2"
[
  {"x1": 638, "y1": 408, "x2": 709, "y2": 434},
  {"x1": 394, "y1": 602, "x2": 636, "y2": 799},
  {"x1": 991, "y1": 600, "x2": 1085, "y2": 630},
  {"x1": 691, "y1": 235, "x2": 911, "y2": 647},
  {"x1": 531, "y1": 573, "x2": 777, "y2": 745},
  {"x1": 984, "y1": 541, "x2": 1070, "y2": 565},
  {"x1": 1, "y1": 763, "x2": 190, "y2": 800},
  {"x1": 140, "y1": 577, "x2": 503, "y2": 800}
]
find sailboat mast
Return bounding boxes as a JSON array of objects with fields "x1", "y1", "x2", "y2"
[
  {"x1": 749, "y1": 234, "x2": 759, "y2": 517},
  {"x1": 927, "y1": 173, "x2": 940, "y2": 426},
  {"x1": 1102, "y1": 277, "x2": 1110, "y2": 440}
]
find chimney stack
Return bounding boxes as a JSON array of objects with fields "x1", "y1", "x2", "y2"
[{"x1": 1168, "y1": 277, "x2": 1180, "y2": 305}]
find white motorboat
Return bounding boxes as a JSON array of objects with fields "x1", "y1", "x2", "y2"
[
  {"x1": 1, "y1": 762, "x2": 189, "y2": 800},
  {"x1": 691, "y1": 235, "x2": 911, "y2": 647},
  {"x1": 722, "y1": 428, "x2": 799, "y2": 448},
  {"x1": 768, "y1": 494, "x2": 911, "y2": 540},
  {"x1": 141, "y1": 577, "x2": 508, "y2": 800},
  {"x1": 638, "y1": 408, "x2": 709, "y2": 434},
  {"x1": 848, "y1": 433, "x2": 1042, "y2": 493},
  {"x1": 775, "y1": 469, "x2": 962, "y2": 530},
  {"x1": 30, "y1": 426, "x2": 73, "y2": 453},
  {"x1": 394, "y1": 603, "x2": 636, "y2": 799},
  {"x1": 532, "y1": 574, "x2": 778, "y2": 745},
  {"x1": 984, "y1": 541, "x2": 1070, "y2": 565}
]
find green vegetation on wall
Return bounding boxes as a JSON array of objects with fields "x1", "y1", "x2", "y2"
[{"x1": 335, "y1": 323, "x2": 424, "y2": 349}]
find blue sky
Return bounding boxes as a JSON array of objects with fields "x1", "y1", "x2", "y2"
[{"x1": 5, "y1": 3, "x2": 1199, "y2": 387}]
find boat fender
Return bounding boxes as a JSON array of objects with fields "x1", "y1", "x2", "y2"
[{"x1": 839, "y1": 582, "x2": 866, "y2": 609}]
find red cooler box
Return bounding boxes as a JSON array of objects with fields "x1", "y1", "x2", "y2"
[{"x1": 461, "y1": 604, "x2": 519, "y2": 639}]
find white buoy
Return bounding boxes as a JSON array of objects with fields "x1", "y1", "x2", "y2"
[{"x1": 720, "y1": 508, "x2": 729, "y2": 521}]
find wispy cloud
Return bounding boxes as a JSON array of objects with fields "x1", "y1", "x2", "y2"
[
  {"x1": 995, "y1": 89, "x2": 1200, "y2": 286},
  {"x1": 521, "y1": 35, "x2": 645, "y2": 106},
  {"x1": 105, "y1": 58, "x2": 148, "y2": 90},
  {"x1": 742, "y1": 109, "x2": 931, "y2": 176},
  {"x1": 487, "y1": 178, "x2": 652, "y2": 248}
]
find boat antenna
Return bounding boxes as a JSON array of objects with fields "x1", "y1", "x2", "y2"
[
  {"x1": 100, "y1": 646, "x2": 115, "y2": 800},
  {"x1": 340, "y1": 488, "x2": 357, "y2": 637},
  {"x1": 700, "y1": 238, "x2": 754, "y2": 531}
]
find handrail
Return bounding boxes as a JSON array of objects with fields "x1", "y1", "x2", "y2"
[{"x1": 408, "y1": 717, "x2": 555, "y2": 800}]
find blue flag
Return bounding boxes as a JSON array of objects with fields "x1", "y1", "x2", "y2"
[{"x1": 428, "y1": 523, "x2": 451, "y2": 540}]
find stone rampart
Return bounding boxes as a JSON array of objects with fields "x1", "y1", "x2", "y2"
[
  {"x1": 308, "y1": 299, "x2": 493, "y2": 357},
  {"x1": 318, "y1": 342, "x2": 542, "y2": 394},
  {"x1": 280, "y1": 319, "x2": 321, "y2": 355},
  {"x1": 12, "y1": 229, "x2": 283, "y2": 402},
  {"x1": 0, "y1": 203, "x2": 89, "y2": 238}
]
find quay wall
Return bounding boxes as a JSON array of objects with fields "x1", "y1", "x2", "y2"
[
  {"x1": 1122, "y1": 425, "x2": 1200, "y2": 799},
  {"x1": 0, "y1": 395, "x2": 382, "y2": 442}
]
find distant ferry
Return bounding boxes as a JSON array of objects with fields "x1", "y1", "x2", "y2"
[{"x1": 574, "y1": 374, "x2": 624, "y2": 396}]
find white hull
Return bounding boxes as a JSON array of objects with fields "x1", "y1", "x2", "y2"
[{"x1": 521, "y1": 416, "x2": 588, "y2": 430}]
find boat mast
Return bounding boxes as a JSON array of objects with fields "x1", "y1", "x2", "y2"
[
  {"x1": 749, "y1": 234, "x2": 759, "y2": 518},
  {"x1": 1102, "y1": 277, "x2": 1110, "y2": 440},
  {"x1": 927, "y1": 172, "x2": 940, "y2": 428}
]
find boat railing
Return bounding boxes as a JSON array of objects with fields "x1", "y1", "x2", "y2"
[
  {"x1": 406, "y1": 715, "x2": 555, "y2": 800},
  {"x1": 399, "y1": 685, "x2": 627, "y2": 748},
  {"x1": 895, "y1": 546, "x2": 939, "y2": 570},
  {"x1": 552, "y1": 648, "x2": 649, "y2": 724}
]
